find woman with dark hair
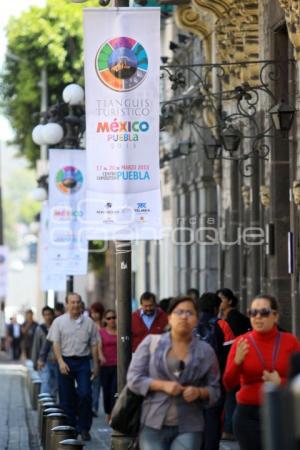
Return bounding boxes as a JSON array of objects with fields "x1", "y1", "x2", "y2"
[
  {"x1": 89, "y1": 302, "x2": 105, "y2": 417},
  {"x1": 99, "y1": 309, "x2": 117, "y2": 422},
  {"x1": 217, "y1": 288, "x2": 251, "y2": 337},
  {"x1": 224, "y1": 294, "x2": 300, "y2": 450},
  {"x1": 127, "y1": 296, "x2": 220, "y2": 450}
]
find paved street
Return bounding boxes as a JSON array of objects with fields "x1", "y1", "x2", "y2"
[{"x1": 0, "y1": 354, "x2": 239, "y2": 450}]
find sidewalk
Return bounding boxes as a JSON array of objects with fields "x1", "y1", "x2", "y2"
[{"x1": 0, "y1": 354, "x2": 239, "y2": 450}]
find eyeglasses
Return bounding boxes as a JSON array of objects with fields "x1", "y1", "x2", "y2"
[
  {"x1": 106, "y1": 316, "x2": 116, "y2": 320},
  {"x1": 172, "y1": 309, "x2": 196, "y2": 318},
  {"x1": 247, "y1": 308, "x2": 275, "y2": 318}
]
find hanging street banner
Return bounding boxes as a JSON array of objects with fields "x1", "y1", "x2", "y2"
[
  {"x1": 48, "y1": 149, "x2": 88, "y2": 275},
  {"x1": 0, "y1": 246, "x2": 8, "y2": 298},
  {"x1": 40, "y1": 204, "x2": 66, "y2": 292},
  {"x1": 83, "y1": 8, "x2": 162, "y2": 240}
]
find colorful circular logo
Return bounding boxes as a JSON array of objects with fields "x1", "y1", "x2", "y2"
[
  {"x1": 95, "y1": 37, "x2": 148, "y2": 92},
  {"x1": 56, "y1": 166, "x2": 83, "y2": 194}
]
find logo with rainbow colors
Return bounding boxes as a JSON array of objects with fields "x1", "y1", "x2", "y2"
[
  {"x1": 56, "y1": 166, "x2": 83, "y2": 194},
  {"x1": 95, "y1": 37, "x2": 148, "y2": 92}
]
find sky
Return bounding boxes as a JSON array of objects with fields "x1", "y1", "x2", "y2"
[{"x1": 0, "y1": 0, "x2": 46, "y2": 140}]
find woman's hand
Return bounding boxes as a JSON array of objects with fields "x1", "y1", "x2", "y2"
[
  {"x1": 234, "y1": 338, "x2": 250, "y2": 365},
  {"x1": 182, "y1": 386, "x2": 202, "y2": 403},
  {"x1": 162, "y1": 381, "x2": 184, "y2": 396},
  {"x1": 262, "y1": 370, "x2": 281, "y2": 385}
]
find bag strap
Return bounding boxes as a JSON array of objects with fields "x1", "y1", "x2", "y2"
[
  {"x1": 149, "y1": 334, "x2": 161, "y2": 355},
  {"x1": 248, "y1": 332, "x2": 281, "y2": 371}
]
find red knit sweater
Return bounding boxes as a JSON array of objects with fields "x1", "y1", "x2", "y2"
[
  {"x1": 223, "y1": 326, "x2": 300, "y2": 405},
  {"x1": 131, "y1": 307, "x2": 168, "y2": 352}
]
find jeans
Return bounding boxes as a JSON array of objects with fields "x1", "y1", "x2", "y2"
[
  {"x1": 91, "y1": 370, "x2": 101, "y2": 413},
  {"x1": 39, "y1": 361, "x2": 58, "y2": 398},
  {"x1": 223, "y1": 388, "x2": 238, "y2": 433},
  {"x1": 58, "y1": 356, "x2": 92, "y2": 433},
  {"x1": 139, "y1": 425, "x2": 203, "y2": 450},
  {"x1": 100, "y1": 365, "x2": 117, "y2": 415},
  {"x1": 233, "y1": 404, "x2": 262, "y2": 450},
  {"x1": 202, "y1": 393, "x2": 224, "y2": 450}
]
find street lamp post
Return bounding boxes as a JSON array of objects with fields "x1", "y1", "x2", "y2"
[{"x1": 32, "y1": 83, "x2": 85, "y2": 297}]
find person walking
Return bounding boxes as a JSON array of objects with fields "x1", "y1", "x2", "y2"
[
  {"x1": 217, "y1": 288, "x2": 251, "y2": 440},
  {"x1": 131, "y1": 291, "x2": 168, "y2": 352},
  {"x1": 31, "y1": 306, "x2": 58, "y2": 397},
  {"x1": 47, "y1": 292, "x2": 99, "y2": 441},
  {"x1": 197, "y1": 292, "x2": 235, "y2": 450},
  {"x1": 0, "y1": 301, "x2": 6, "y2": 351},
  {"x1": 127, "y1": 295, "x2": 220, "y2": 450},
  {"x1": 99, "y1": 309, "x2": 117, "y2": 422},
  {"x1": 217, "y1": 288, "x2": 251, "y2": 337},
  {"x1": 7, "y1": 316, "x2": 22, "y2": 360},
  {"x1": 223, "y1": 294, "x2": 300, "y2": 450},
  {"x1": 89, "y1": 301, "x2": 105, "y2": 417},
  {"x1": 21, "y1": 309, "x2": 38, "y2": 359}
]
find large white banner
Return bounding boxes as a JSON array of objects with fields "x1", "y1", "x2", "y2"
[
  {"x1": 48, "y1": 149, "x2": 88, "y2": 275},
  {"x1": 0, "y1": 246, "x2": 8, "y2": 298},
  {"x1": 40, "y1": 204, "x2": 66, "y2": 292},
  {"x1": 83, "y1": 8, "x2": 162, "y2": 240}
]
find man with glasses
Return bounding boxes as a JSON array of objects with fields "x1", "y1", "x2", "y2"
[{"x1": 47, "y1": 292, "x2": 99, "y2": 441}]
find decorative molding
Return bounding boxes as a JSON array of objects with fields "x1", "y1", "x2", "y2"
[
  {"x1": 176, "y1": 0, "x2": 259, "y2": 88},
  {"x1": 277, "y1": 0, "x2": 300, "y2": 60},
  {"x1": 175, "y1": 5, "x2": 212, "y2": 60}
]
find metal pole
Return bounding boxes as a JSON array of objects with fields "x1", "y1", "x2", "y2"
[
  {"x1": 66, "y1": 275, "x2": 74, "y2": 295},
  {"x1": 111, "y1": 241, "x2": 132, "y2": 449},
  {"x1": 110, "y1": 0, "x2": 131, "y2": 445}
]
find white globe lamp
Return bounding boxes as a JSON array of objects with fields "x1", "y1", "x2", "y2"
[
  {"x1": 42, "y1": 123, "x2": 64, "y2": 145},
  {"x1": 63, "y1": 84, "x2": 85, "y2": 105},
  {"x1": 32, "y1": 124, "x2": 47, "y2": 145},
  {"x1": 31, "y1": 186, "x2": 48, "y2": 202}
]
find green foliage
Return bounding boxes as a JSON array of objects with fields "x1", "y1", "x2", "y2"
[
  {"x1": 3, "y1": 167, "x2": 41, "y2": 248},
  {"x1": 1, "y1": 0, "x2": 98, "y2": 165}
]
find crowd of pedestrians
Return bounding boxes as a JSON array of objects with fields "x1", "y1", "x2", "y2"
[{"x1": 1, "y1": 287, "x2": 300, "y2": 449}]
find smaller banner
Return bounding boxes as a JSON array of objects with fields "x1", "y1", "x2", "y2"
[
  {"x1": 40, "y1": 204, "x2": 66, "y2": 292},
  {"x1": 0, "y1": 246, "x2": 8, "y2": 298},
  {"x1": 48, "y1": 149, "x2": 88, "y2": 275}
]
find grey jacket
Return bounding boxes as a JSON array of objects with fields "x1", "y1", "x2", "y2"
[
  {"x1": 127, "y1": 332, "x2": 220, "y2": 432},
  {"x1": 31, "y1": 325, "x2": 56, "y2": 369}
]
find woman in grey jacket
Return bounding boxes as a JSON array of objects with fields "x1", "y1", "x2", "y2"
[{"x1": 127, "y1": 295, "x2": 220, "y2": 450}]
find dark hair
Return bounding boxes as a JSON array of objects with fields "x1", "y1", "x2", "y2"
[
  {"x1": 252, "y1": 294, "x2": 279, "y2": 311},
  {"x1": 199, "y1": 292, "x2": 221, "y2": 314},
  {"x1": 90, "y1": 302, "x2": 105, "y2": 319},
  {"x1": 159, "y1": 297, "x2": 172, "y2": 313},
  {"x1": 42, "y1": 306, "x2": 54, "y2": 315},
  {"x1": 25, "y1": 309, "x2": 33, "y2": 315},
  {"x1": 65, "y1": 292, "x2": 82, "y2": 304},
  {"x1": 216, "y1": 288, "x2": 238, "y2": 307},
  {"x1": 167, "y1": 295, "x2": 198, "y2": 315},
  {"x1": 187, "y1": 288, "x2": 199, "y2": 299},
  {"x1": 104, "y1": 309, "x2": 116, "y2": 324},
  {"x1": 104, "y1": 309, "x2": 116, "y2": 317},
  {"x1": 140, "y1": 291, "x2": 156, "y2": 304},
  {"x1": 54, "y1": 302, "x2": 65, "y2": 313}
]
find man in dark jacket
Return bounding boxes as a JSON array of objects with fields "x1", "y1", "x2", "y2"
[{"x1": 131, "y1": 291, "x2": 168, "y2": 352}]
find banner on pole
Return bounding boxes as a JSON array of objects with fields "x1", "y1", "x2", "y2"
[
  {"x1": 40, "y1": 204, "x2": 66, "y2": 291},
  {"x1": 83, "y1": 8, "x2": 162, "y2": 240},
  {"x1": 47, "y1": 148, "x2": 88, "y2": 276}
]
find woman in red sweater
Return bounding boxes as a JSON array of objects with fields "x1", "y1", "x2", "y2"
[{"x1": 223, "y1": 294, "x2": 300, "y2": 450}]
